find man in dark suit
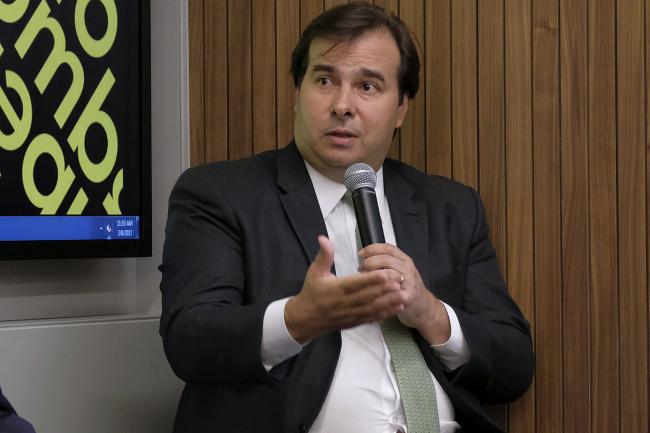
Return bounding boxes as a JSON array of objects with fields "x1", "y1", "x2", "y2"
[
  {"x1": 159, "y1": 3, "x2": 533, "y2": 433},
  {"x1": 0, "y1": 387, "x2": 36, "y2": 433}
]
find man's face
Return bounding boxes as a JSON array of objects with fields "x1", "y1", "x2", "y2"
[{"x1": 293, "y1": 29, "x2": 409, "y2": 182}]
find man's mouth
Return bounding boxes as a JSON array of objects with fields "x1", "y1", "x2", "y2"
[{"x1": 326, "y1": 129, "x2": 357, "y2": 139}]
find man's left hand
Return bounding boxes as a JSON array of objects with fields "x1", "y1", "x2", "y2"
[{"x1": 358, "y1": 243, "x2": 452, "y2": 345}]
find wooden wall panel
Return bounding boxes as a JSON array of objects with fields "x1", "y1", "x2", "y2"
[
  {"x1": 399, "y1": 0, "x2": 425, "y2": 171},
  {"x1": 300, "y1": 0, "x2": 324, "y2": 32},
  {"x1": 588, "y1": 2, "x2": 618, "y2": 433},
  {"x1": 532, "y1": 1, "x2": 562, "y2": 433},
  {"x1": 252, "y1": 0, "x2": 277, "y2": 153},
  {"x1": 478, "y1": 0, "x2": 506, "y2": 274},
  {"x1": 617, "y1": 1, "x2": 648, "y2": 432},
  {"x1": 451, "y1": 0, "x2": 478, "y2": 188},
  {"x1": 276, "y1": 0, "x2": 300, "y2": 147},
  {"x1": 505, "y1": 2, "x2": 535, "y2": 432},
  {"x1": 560, "y1": 1, "x2": 591, "y2": 432},
  {"x1": 228, "y1": 0, "x2": 253, "y2": 160},
  {"x1": 203, "y1": 0, "x2": 227, "y2": 161},
  {"x1": 188, "y1": 1, "x2": 650, "y2": 431},
  {"x1": 425, "y1": 0, "x2": 451, "y2": 178},
  {"x1": 188, "y1": 0, "x2": 205, "y2": 165}
]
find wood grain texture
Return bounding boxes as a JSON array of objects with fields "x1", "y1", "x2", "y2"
[
  {"x1": 204, "y1": 0, "x2": 228, "y2": 162},
  {"x1": 189, "y1": 0, "x2": 205, "y2": 166},
  {"x1": 478, "y1": 0, "x2": 506, "y2": 271},
  {"x1": 504, "y1": 1, "x2": 535, "y2": 432},
  {"x1": 300, "y1": 0, "x2": 324, "y2": 32},
  {"x1": 476, "y1": 8, "x2": 509, "y2": 422},
  {"x1": 425, "y1": 0, "x2": 451, "y2": 177},
  {"x1": 324, "y1": 0, "x2": 348, "y2": 9},
  {"x1": 252, "y1": 0, "x2": 277, "y2": 153},
  {"x1": 451, "y1": 0, "x2": 478, "y2": 188},
  {"x1": 276, "y1": 0, "x2": 300, "y2": 147},
  {"x1": 647, "y1": 1, "x2": 650, "y2": 428},
  {"x1": 560, "y1": 1, "x2": 591, "y2": 432},
  {"x1": 228, "y1": 0, "x2": 253, "y2": 160},
  {"x1": 399, "y1": 0, "x2": 426, "y2": 171},
  {"x1": 532, "y1": 1, "x2": 562, "y2": 432},
  {"x1": 616, "y1": 1, "x2": 648, "y2": 432},
  {"x1": 588, "y1": 2, "x2": 619, "y2": 433}
]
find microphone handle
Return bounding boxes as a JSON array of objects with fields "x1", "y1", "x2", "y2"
[{"x1": 351, "y1": 187, "x2": 385, "y2": 247}]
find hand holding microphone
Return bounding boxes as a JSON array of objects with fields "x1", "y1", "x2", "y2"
[{"x1": 346, "y1": 163, "x2": 451, "y2": 344}]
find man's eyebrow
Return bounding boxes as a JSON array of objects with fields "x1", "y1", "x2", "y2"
[
  {"x1": 310, "y1": 64, "x2": 337, "y2": 75},
  {"x1": 359, "y1": 68, "x2": 386, "y2": 84}
]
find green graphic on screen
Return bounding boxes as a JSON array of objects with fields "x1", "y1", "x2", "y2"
[{"x1": 0, "y1": 0, "x2": 142, "y2": 217}]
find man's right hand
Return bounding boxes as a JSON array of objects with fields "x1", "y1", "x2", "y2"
[{"x1": 284, "y1": 235, "x2": 406, "y2": 344}]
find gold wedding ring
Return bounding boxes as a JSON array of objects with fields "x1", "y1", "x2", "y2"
[{"x1": 399, "y1": 274, "x2": 405, "y2": 284}]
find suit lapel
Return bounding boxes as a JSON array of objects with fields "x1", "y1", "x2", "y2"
[
  {"x1": 276, "y1": 142, "x2": 328, "y2": 263},
  {"x1": 276, "y1": 143, "x2": 342, "y2": 432},
  {"x1": 384, "y1": 162, "x2": 430, "y2": 286}
]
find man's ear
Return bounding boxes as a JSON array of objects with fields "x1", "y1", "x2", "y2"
[{"x1": 395, "y1": 97, "x2": 409, "y2": 128}]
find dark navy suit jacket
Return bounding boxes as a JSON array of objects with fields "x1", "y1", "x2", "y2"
[
  {"x1": 159, "y1": 142, "x2": 534, "y2": 433},
  {"x1": 0, "y1": 388, "x2": 36, "y2": 433}
]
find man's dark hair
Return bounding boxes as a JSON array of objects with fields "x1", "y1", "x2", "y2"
[{"x1": 290, "y1": 1, "x2": 420, "y2": 104}]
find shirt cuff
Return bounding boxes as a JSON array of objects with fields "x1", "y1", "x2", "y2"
[
  {"x1": 430, "y1": 302, "x2": 471, "y2": 371},
  {"x1": 261, "y1": 297, "x2": 303, "y2": 371}
]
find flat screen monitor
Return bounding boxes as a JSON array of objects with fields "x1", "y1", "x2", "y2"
[{"x1": 0, "y1": 0, "x2": 151, "y2": 259}]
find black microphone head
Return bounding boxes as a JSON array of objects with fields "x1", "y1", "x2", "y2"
[{"x1": 344, "y1": 163, "x2": 376, "y2": 192}]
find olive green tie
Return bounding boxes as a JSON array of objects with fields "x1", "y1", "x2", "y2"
[
  {"x1": 380, "y1": 317, "x2": 441, "y2": 433},
  {"x1": 349, "y1": 210, "x2": 440, "y2": 433}
]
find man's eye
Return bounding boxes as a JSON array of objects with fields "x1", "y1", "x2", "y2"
[
  {"x1": 318, "y1": 77, "x2": 332, "y2": 86},
  {"x1": 361, "y1": 82, "x2": 377, "y2": 93}
]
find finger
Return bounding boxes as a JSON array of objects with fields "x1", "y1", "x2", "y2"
[
  {"x1": 358, "y1": 254, "x2": 404, "y2": 273},
  {"x1": 338, "y1": 269, "x2": 401, "y2": 294},
  {"x1": 310, "y1": 235, "x2": 335, "y2": 277},
  {"x1": 358, "y1": 243, "x2": 408, "y2": 261}
]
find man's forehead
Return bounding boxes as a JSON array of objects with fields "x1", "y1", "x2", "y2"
[{"x1": 306, "y1": 30, "x2": 400, "y2": 74}]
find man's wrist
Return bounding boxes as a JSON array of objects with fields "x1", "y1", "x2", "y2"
[
  {"x1": 284, "y1": 295, "x2": 316, "y2": 344},
  {"x1": 414, "y1": 294, "x2": 451, "y2": 345}
]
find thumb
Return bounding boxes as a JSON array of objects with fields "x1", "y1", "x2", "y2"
[{"x1": 310, "y1": 235, "x2": 335, "y2": 276}]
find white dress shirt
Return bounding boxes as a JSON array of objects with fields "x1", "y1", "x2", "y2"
[{"x1": 261, "y1": 162, "x2": 470, "y2": 433}]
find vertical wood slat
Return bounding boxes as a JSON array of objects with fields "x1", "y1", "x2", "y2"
[
  {"x1": 203, "y1": 0, "x2": 228, "y2": 162},
  {"x1": 532, "y1": 1, "x2": 562, "y2": 433},
  {"x1": 252, "y1": 0, "x2": 277, "y2": 153},
  {"x1": 300, "y1": 0, "x2": 324, "y2": 32},
  {"x1": 324, "y1": 0, "x2": 348, "y2": 9},
  {"x1": 588, "y1": 2, "x2": 618, "y2": 433},
  {"x1": 188, "y1": 0, "x2": 205, "y2": 166},
  {"x1": 425, "y1": 0, "x2": 451, "y2": 177},
  {"x1": 560, "y1": 1, "x2": 591, "y2": 432},
  {"x1": 276, "y1": 0, "x2": 300, "y2": 147},
  {"x1": 617, "y1": 1, "x2": 648, "y2": 433},
  {"x1": 228, "y1": 0, "x2": 253, "y2": 160},
  {"x1": 646, "y1": 0, "x2": 650, "y2": 427},
  {"x1": 399, "y1": 0, "x2": 426, "y2": 171},
  {"x1": 478, "y1": 0, "x2": 506, "y2": 271},
  {"x1": 504, "y1": 1, "x2": 535, "y2": 432},
  {"x1": 478, "y1": 3, "x2": 508, "y2": 425},
  {"x1": 373, "y1": 0, "x2": 401, "y2": 161},
  {"x1": 451, "y1": 0, "x2": 478, "y2": 188}
]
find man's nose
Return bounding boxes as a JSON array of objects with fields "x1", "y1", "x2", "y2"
[{"x1": 331, "y1": 87, "x2": 355, "y2": 119}]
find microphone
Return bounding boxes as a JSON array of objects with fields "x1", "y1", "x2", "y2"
[{"x1": 344, "y1": 163, "x2": 385, "y2": 247}]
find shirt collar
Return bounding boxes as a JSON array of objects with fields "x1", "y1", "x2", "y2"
[{"x1": 304, "y1": 160, "x2": 386, "y2": 219}]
